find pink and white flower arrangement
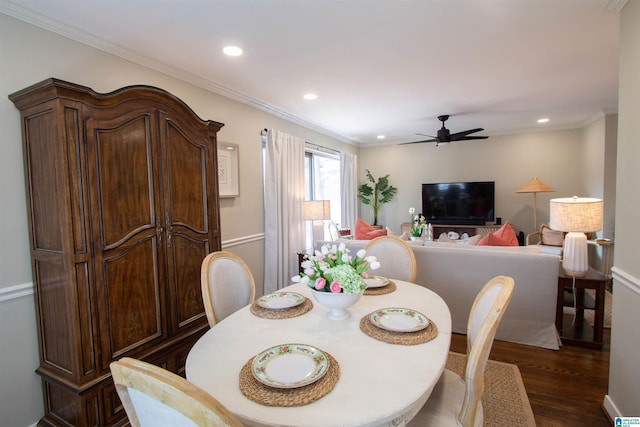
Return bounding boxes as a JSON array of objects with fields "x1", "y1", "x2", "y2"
[{"x1": 292, "y1": 243, "x2": 380, "y2": 294}]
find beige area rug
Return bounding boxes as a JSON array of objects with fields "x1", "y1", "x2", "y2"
[
  {"x1": 446, "y1": 352, "x2": 536, "y2": 427},
  {"x1": 563, "y1": 289, "x2": 612, "y2": 328}
]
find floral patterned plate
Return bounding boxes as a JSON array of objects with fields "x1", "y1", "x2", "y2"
[
  {"x1": 252, "y1": 343, "x2": 330, "y2": 389},
  {"x1": 369, "y1": 308, "x2": 429, "y2": 332},
  {"x1": 364, "y1": 275, "x2": 390, "y2": 288},
  {"x1": 256, "y1": 292, "x2": 305, "y2": 310}
]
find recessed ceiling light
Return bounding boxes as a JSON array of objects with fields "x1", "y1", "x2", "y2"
[
  {"x1": 537, "y1": 118, "x2": 550, "y2": 124},
  {"x1": 377, "y1": 135, "x2": 385, "y2": 139},
  {"x1": 223, "y1": 46, "x2": 243, "y2": 56},
  {"x1": 303, "y1": 93, "x2": 318, "y2": 100}
]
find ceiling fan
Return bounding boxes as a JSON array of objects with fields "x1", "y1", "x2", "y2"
[{"x1": 402, "y1": 115, "x2": 489, "y2": 147}]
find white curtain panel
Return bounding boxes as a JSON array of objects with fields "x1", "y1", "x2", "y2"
[
  {"x1": 340, "y1": 151, "x2": 358, "y2": 230},
  {"x1": 264, "y1": 129, "x2": 306, "y2": 294}
]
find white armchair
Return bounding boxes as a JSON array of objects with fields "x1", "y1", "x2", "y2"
[{"x1": 526, "y1": 224, "x2": 564, "y2": 257}]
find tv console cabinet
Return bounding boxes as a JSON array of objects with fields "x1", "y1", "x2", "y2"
[{"x1": 400, "y1": 223, "x2": 501, "y2": 237}]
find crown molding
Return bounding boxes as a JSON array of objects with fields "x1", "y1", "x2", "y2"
[
  {"x1": 0, "y1": 2, "x2": 357, "y2": 146},
  {"x1": 603, "y1": 0, "x2": 629, "y2": 12}
]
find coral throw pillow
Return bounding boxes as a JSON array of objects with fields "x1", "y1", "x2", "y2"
[
  {"x1": 354, "y1": 218, "x2": 388, "y2": 240},
  {"x1": 477, "y1": 221, "x2": 519, "y2": 246}
]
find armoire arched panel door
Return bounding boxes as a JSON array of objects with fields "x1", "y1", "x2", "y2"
[{"x1": 10, "y1": 78, "x2": 223, "y2": 426}]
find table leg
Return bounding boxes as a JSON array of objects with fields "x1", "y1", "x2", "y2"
[
  {"x1": 556, "y1": 281, "x2": 564, "y2": 334},
  {"x1": 594, "y1": 283, "x2": 605, "y2": 344},
  {"x1": 575, "y1": 288, "x2": 585, "y2": 322}
]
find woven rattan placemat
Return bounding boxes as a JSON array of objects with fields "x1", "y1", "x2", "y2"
[
  {"x1": 239, "y1": 352, "x2": 340, "y2": 407},
  {"x1": 359, "y1": 313, "x2": 438, "y2": 345},
  {"x1": 363, "y1": 280, "x2": 396, "y2": 296},
  {"x1": 250, "y1": 297, "x2": 313, "y2": 319}
]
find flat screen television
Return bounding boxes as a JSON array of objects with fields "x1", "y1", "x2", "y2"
[{"x1": 421, "y1": 181, "x2": 495, "y2": 225}]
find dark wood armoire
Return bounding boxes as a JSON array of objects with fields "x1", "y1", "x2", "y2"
[{"x1": 9, "y1": 79, "x2": 224, "y2": 426}]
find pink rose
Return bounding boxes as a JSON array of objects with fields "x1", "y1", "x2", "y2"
[
  {"x1": 361, "y1": 271, "x2": 369, "y2": 279},
  {"x1": 314, "y1": 277, "x2": 326, "y2": 290},
  {"x1": 330, "y1": 281, "x2": 341, "y2": 293}
]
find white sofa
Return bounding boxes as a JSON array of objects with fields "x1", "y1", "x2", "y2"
[{"x1": 317, "y1": 239, "x2": 562, "y2": 350}]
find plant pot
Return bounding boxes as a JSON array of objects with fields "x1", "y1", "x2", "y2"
[{"x1": 310, "y1": 289, "x2": 363, "y2": 320}]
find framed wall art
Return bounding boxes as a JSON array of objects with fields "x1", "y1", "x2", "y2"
[{"x1": 217, "y1": 142, "x2": 239, "y2": 197}]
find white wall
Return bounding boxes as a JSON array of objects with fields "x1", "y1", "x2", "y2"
[
  {"x1": 0, "y1": 291, "x2": 41, "y2": 427},
  {"x1": 0, "y1": 13, "x2": 354, "y2": 426},
  {"x1": 604, "y1": 113, "x2": 619, "y2": 242},
  {"x1": 581, "y1": 116, "x2": 606, "y2": 198},
  {"x1": 581, "y1": 114, "x2": 618, "y2": 273},
  {"x1": 358, "y1": 129, "x2": 590, "y2": 238},
  {"x1": 605, "y1": 0, "x2": 640, "y2": 418}
]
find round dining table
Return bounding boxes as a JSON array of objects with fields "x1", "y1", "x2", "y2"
[{"x1": 186, "y1": 280, "x2": 452, "y2": 427}]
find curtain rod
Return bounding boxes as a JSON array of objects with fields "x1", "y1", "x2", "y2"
[
  {"x1": 305, "y1": 142, "x2": 340, "y2": 155},
  {"x1": 260, "y1": 128, "x2": 340, "y2": 155}
]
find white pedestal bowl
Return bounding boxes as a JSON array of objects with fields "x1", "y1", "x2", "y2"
[{"x1": 310, "y1": 289, "x2": 363, "y2": 320}]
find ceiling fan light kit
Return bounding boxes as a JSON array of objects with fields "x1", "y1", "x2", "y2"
[{"x1": 403, "y1": 114, "x2": 489, "y2": 146}]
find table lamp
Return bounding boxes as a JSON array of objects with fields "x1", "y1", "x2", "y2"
[
  {"x1": 549, "y1": 196, "x2": 602, "y2": 277},
  {"x1": 516, "y1": 177, "x2": 554, "y2": 231},
  {"x1": 304, "y1": 200, "x2": 331, "y2": 247}
]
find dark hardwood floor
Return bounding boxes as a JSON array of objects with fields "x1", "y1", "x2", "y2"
[{"x1": 450, "y1": 329, "x2": 611, "y2": 426}]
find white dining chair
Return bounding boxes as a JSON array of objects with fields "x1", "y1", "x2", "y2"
[
  {"x1": 408, "y1": 275, "x2": 515, "y2": 427},
  {"x1": 326, "y1": 220, "x2": 341, "y2": 241},
  {"x1": 364, "y1": 236, "x2": 417, "y2": 282},
  {"x1": 110, "y1": 357, "x2": 243, "y2": 427},
  {"x1": 201, "y1": 251, "x2": 256, "y2": 327}
]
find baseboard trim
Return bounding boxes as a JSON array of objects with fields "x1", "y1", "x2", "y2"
[
  {"x1": 603, "y1": 394, "x2": 622, "y2": 421},
  {"x1": 0, "y1": 282, "x2": 33, "y2": 303},
  {"x1": 221, "y1": 233, "x2": 265, "y2": 249}
]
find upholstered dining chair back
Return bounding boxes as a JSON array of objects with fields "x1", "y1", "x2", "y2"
[
  {"x1": 408, "y1": 275, "x2": 514, "y2": 427},
  {"x1": 110, "y1": 357, "x2": 243, "y2": 427},
  {"x1": 364, "y1": 236, "x2": 417, "y2": 282},
  {"x1": 459, "y1": 275, "x2": 515, "y2": 426},
  {"x1": 201, "y1": 251, "x2": 256, "y2": 327}
]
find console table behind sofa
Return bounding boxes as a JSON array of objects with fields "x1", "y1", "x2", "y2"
[{"x1": 400, "y1": 223, "x2": 501, "y2": 238}]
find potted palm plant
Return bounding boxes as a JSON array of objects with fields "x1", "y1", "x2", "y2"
[{"x1": 358, "y1": 169, "x2": 398, "y2": 226}]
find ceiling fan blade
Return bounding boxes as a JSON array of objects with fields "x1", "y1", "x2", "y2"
[
  {"x1": 452, "y1": 135, "x2": 489, "y2": 141},
  {"x1": 404, "y1": 117, "x2": 488, "y2": 145},
  {"x1": 448, "y1": 128, "x2": 485, "y2": 140},
  {"x1": 399, "y1": 138, "x2": 438, "y2": 145}
]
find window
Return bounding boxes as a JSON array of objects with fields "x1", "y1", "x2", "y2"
[
  {"x1": 305, "y1": 148, "x2": 341, "y2": 249},
  {"x1": 261, "y1": 133, "x2": 341, "y2": 251}
]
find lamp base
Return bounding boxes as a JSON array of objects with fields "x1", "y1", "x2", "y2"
[
  {"x1": 563, "y1": 270, "x2": 587, "y2": 278},
  {"x1": 562, "y1": 231, "x2": 588, "y2": 277}
]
